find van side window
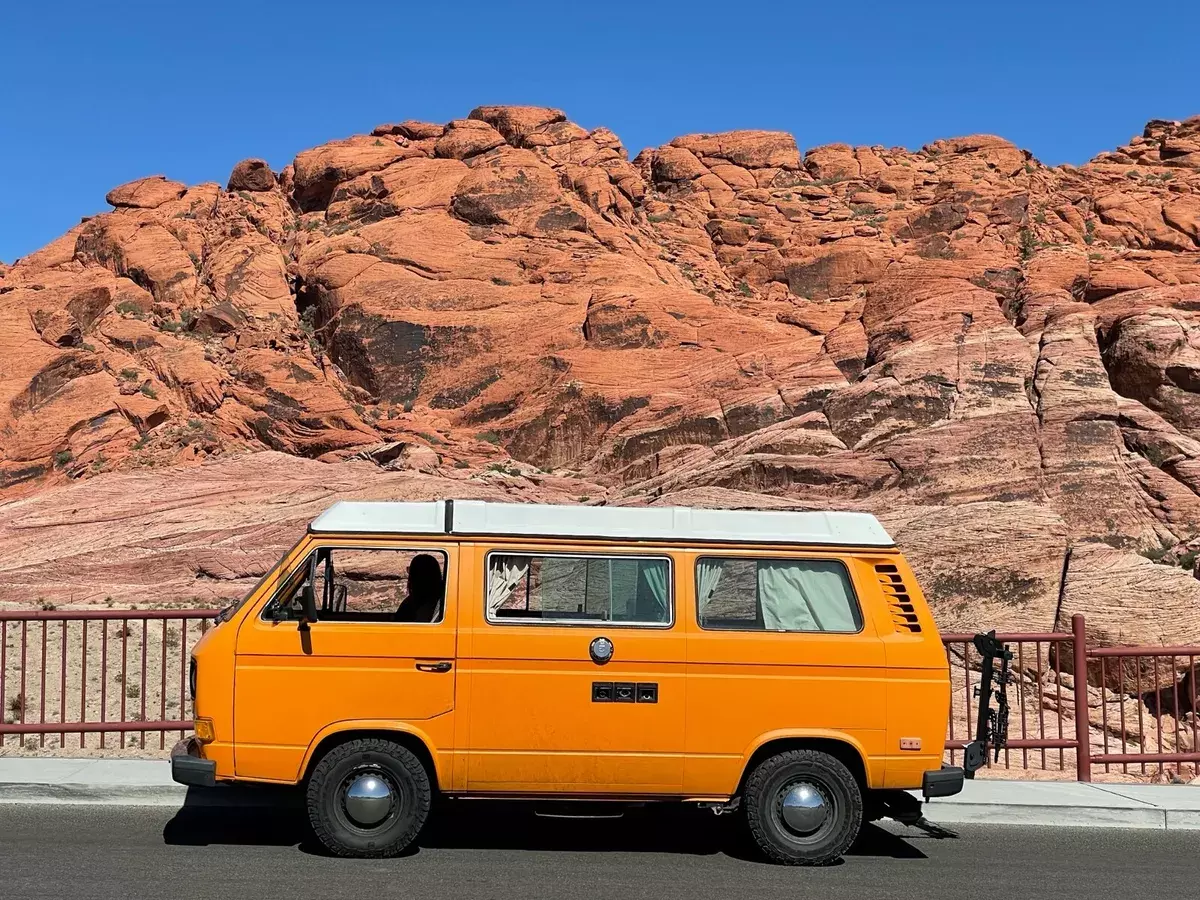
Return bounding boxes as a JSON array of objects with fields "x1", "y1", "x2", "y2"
[
  {"x1": 486, "y1": 554, "x2": 671, "y2": 625},
  {"x1": 695, "y1": 557, "x2": 861, "y2": 633},
  {"x1": 274, "y1": 548, "x2": 448, "y2": 624}
]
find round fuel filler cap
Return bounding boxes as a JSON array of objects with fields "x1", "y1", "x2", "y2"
[{"x1": 590, "y1": 636, "x2": 614, "y2": 664}]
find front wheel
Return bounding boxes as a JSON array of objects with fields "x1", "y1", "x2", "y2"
[
  {"x1": 306, "y1": 737, "x2": 432, "y2": 858},
  {"x1": 743, "y1": 749, "x2": 863, "y2": 865}
]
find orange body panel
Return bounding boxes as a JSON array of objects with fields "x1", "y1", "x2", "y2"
[
  {"x1": 680, "y1": 551, "x2": 888, "y2": 795},
  {"x1": 458, "y1": 543, "x2": 686, "y2": 794},
  {"x1": 876, "y1": 553, "x2": 951, "y2": 787},
  {"x1": 232, "y1": 539, "x2": 459, "y2": 784},
  {"x1": 189, "y1": 532, "x2": 951, "y2": 798}
]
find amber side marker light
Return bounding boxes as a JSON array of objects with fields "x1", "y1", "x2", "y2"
[{"x1": 194, "y1": 718, "x2": 216, "y2": 743}]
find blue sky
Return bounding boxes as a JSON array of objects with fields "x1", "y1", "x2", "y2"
[{"x1": 3, "y1": 1, "x2": 1197, "y2": 262}]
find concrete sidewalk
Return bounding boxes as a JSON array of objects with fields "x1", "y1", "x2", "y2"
[{"x1": 1, "y1": 758, "x2": 1198, "y2": 829}]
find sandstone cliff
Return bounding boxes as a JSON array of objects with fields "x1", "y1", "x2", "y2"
[{"x1": 3, "y1": 106, "x2": 1200, "y2": 648}]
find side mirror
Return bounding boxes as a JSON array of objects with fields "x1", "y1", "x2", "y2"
[
  {"x1": 299, "y1": 553, "x2": 319, "y2": 625},
  {"x1": 300, "y1": 583, "x2": 318, "y2": 625}
]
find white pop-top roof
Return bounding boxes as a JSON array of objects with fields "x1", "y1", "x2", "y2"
[{"x1": 309, "y1": 500, "x2": 894, "y2": 548}]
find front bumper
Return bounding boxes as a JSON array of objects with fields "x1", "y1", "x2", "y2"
[
  {"x1": 922, "y1": 764, "x2": 965, "y2": 800},
  {"x1": 171, "y1": 736, "x2": 217, "y2": 788}
]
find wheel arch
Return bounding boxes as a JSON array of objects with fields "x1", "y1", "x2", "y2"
[
  {"x1": 299, "y1": 721, "x2": 443, "y2": 789},
  {"x1": 736, "y1": 731, "x2": 871, "y2": 797}
]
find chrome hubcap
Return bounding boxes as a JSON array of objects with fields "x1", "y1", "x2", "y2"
[
  {"x1": 779, "y1": 781, "x2": 829, "y2": 836},
  {"x1": 343, "y1": 772, "x2": 394, "y2": 827}
]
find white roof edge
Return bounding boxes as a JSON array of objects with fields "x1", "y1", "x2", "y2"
[
  {"x1": 310, "y1": 499, "x2": 893, "y2": 547},
  {"x1": 310, "y1": 500, "x2": 447, "y2": 534}
]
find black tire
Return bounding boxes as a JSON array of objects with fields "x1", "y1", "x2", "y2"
[
  {"x1": 306, "y1": 737, "x2": 432, "y2": 858},
  {"x1": 743, "y1": 749, "x2": 862, "y2": 866}
]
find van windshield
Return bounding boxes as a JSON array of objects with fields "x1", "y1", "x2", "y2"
[{"x1": 214, "y1": 538, "x2": 303, "y2": 624}]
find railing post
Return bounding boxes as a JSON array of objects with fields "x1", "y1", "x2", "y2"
[{"x1": 1073, "y1": 614, "x2": 1092, "y2": 782}]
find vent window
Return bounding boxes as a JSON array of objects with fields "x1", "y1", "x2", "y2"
[{"x1": 875, "y1": 563, "x2": 921, "y2": 633}]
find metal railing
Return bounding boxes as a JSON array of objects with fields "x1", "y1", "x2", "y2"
[
  {"x1": 943, "y1": 614, "x2": 1200, "y2": 781},
  {"x1": 0, "y1": 609, "x2": 218, "y2": 750},
  {"x1": 2, "y1": 607, "x2": 1198, "y2": 781}
]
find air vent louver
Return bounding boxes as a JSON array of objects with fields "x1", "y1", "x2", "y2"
[{"x1": 875, "y1": 563, "x2": 921, "y2": 633}]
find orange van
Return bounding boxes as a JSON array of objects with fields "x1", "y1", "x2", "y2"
[{"x1": 173, "y1": 499, "x2": 966, "y2": 864}]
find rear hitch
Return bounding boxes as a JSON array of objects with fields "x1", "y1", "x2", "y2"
[{"x1": 874, "y1": 790, "x2": 959, "y2": 839}]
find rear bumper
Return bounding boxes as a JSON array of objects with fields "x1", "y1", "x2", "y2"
[
  {"x1": 171, "y1": 736, "x2": 217, "y2": 788},
  {"x1": 922, "y1": 764, "x2": 964, "y2": 800}
]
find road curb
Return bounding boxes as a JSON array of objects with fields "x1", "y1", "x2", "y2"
[
  {"x1": 911, "y1": 780, "x2": 1200, "y2": 831},
  {"x1": 921, "y1": 802, "x2": 1170, "y2": 830},
  {"x1": 0, "y1": 782, "x2": 187, "y2": 806},
  {"x1": 1165, "y1": 809, "x2": 1200, "y2": 829},
  {"x1": 1, "y1": 761, "x2": 1196, "y2": 830},
  {"x1": 0, "y1": 787, "x2": 1194, "y2": 831},
  {"x1": 0, "y1": 782, "x2": 301, "y2": 809}
]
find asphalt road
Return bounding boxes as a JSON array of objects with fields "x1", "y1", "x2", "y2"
[{"x1": 0, "y1": 800, "x2": 1195, "y2": 899}]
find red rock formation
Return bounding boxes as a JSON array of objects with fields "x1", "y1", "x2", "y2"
[{"x1": 3, "y1": 109, "x2": 1200, "y2": 651}]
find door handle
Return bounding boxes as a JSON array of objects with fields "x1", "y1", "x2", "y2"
[{"x1": 415, "y1": 661, "x2": 452, "y2": 673}]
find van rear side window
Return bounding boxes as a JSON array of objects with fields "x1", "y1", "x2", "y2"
[
  {"x1": 486, "y1": 553, "x2": 671, "y2": 626},
  {"x1": 696, "y1": 557, "x2": 862, "y2": 633}
]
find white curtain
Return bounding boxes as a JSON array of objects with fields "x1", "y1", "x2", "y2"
[
  {"x1": 757, "y1": 560, "x2": 857, "y2": 632},
  {"x1": 640, "y1": 562, "x2": 669, "y2": 621},
  {"x1": 696, "y1": 559, "x2": 725, "y2": 620},
  {"x1": 487, "y1": 555, "x2": 529, "y2": 613}
]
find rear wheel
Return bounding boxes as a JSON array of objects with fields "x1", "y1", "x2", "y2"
[
  {"x1": 743, "y1": 749, "x2": 862, "y2": 865},
  {"x1": 306, "y1": 737, "x2": 432, "y2": 858}
]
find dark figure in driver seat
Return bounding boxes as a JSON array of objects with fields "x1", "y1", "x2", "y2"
[{"x1": 394, "y1": 554, "x2": 444, "y2": 623}]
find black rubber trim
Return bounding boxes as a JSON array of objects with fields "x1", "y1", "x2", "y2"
[
  {"x1": 922, "y1": 765, "x2": 964, "y2": 799},
  {"x1": 171, "y1": 738, "x2": 217, "y2": 788}
]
